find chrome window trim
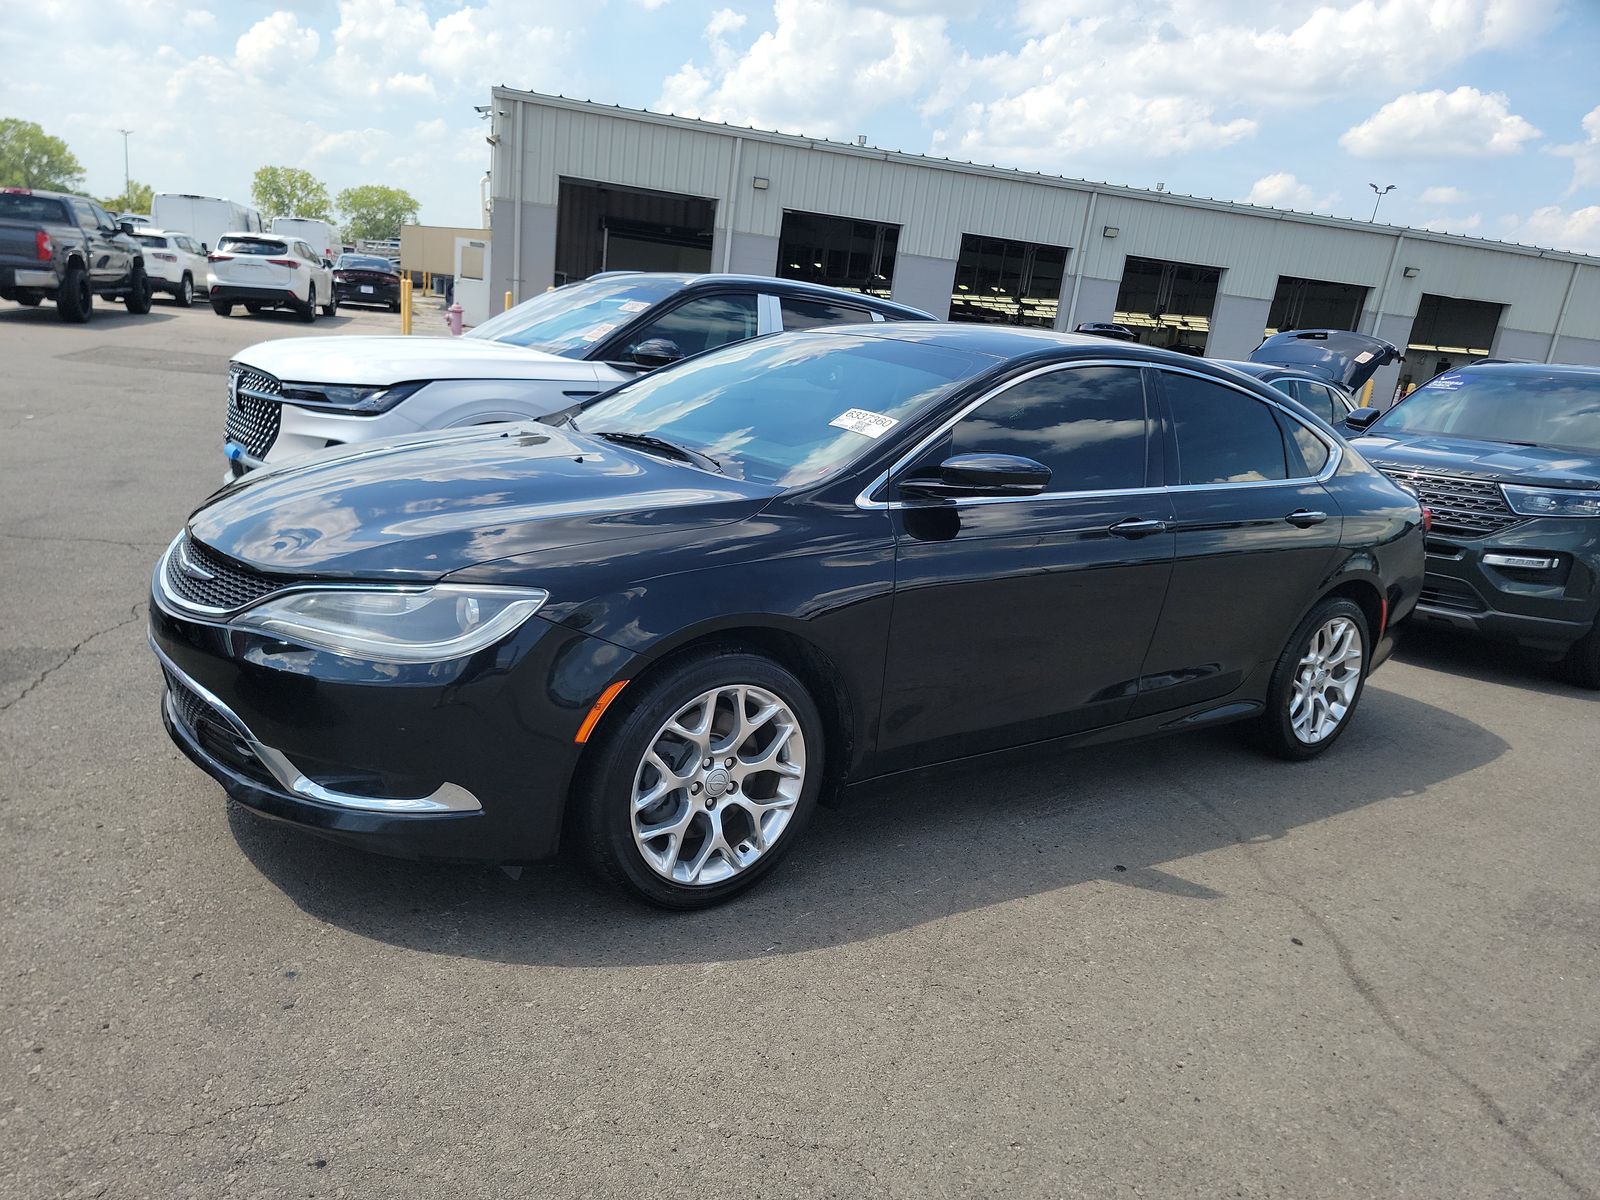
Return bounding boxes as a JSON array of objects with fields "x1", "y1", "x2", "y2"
[
  {"x1": 151, "y1": 635, "x2": 481, "y2": 814},
  {"x1": 854, "y1": 358, "x2": 1341, "y2": 511}
]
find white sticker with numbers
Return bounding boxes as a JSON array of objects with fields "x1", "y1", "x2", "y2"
[{"x1": 829, "y1": 408, "x2": 899, "y2": 438}]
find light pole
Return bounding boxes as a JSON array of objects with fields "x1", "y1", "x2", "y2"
[
  {"x1": 117, "y1": 129, "x2": 133, "y2": 209},
  {"x1": 1369, "y1": 183, "x2": 1396, "y2": 222}
]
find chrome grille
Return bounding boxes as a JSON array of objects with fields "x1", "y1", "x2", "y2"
[
  {"x1": 1370, "y1": 463, "x2": 1524, "y2": 539},
  {"x1": 225, "y1": 364, "x2": 282, "y2": 459},
  {"x1": 162, "y1": 534, "x2": 287, "y2": 613}
]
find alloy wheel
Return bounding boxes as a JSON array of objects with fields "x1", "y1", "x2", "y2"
[
  {"x1": 630, "y1": 684, "x2": 806, "y2": 886},
  {"x1": 1290, "y1": 616, "x2": 1363, "y2": 744}
]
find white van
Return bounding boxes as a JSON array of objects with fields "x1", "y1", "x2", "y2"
[
  {"x1": 270, "y1": 217, "x2": 339, "y2": 264},
  {"x1": 151, "y1": 194, "x2": 264, "y2": 254}
]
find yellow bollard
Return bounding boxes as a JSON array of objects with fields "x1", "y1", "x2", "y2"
[
  {"x1": 1360, "y1": 380, "x2": 1374, "y2": 407},
  {"x1": 504, "y1": 289, "x2": 513, "y2": 312},
  {"x1": 400, "y1": 276, "x2": 413, "y2": 335}
]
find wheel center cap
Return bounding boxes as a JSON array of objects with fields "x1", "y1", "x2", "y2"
[{"x1": 703, "y1": 768, "x2": 731, "y2": 799}]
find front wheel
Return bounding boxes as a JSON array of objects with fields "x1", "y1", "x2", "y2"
[
  {"x1": 1249, "y1": 597, "x2": 1370, "y2": 760},
  {"x1": 574, "y1": 651, "x2": 824, "y2": 908}
]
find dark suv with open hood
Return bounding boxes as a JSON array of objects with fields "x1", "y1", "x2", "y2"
[{"x1": 1347, "y1": 362, "x2": 1600, "y2": 686}]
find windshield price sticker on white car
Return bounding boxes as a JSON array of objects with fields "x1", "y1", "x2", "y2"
[
  {"x1": 617, "y1": 300, "x2": 650, "y2": 314},
  {"x1": 829, "y1": 408, "x2": 899, "y2": 438}
]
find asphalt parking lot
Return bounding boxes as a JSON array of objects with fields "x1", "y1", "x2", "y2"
[{"x1": 2, "y1": 300, "x2": 1598, "y2": 1199}]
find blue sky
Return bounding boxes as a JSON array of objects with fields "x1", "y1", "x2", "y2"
[{"x1": 4, "y1": 0, "x2": 1598, "y2": 251}]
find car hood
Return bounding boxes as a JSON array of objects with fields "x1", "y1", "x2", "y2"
[
  {"x1": 188, "y1": 424, "x2": 777, "y2": 580},
  {"x1": 1249, "y1": 329, "x2": 1401, "y2": 390},
  {"x1": 234, "y1": 335, "x2": 602, "y2": 386},
  {"x1": 1352, "y1": 432, "x2": 1600, "y2": 489}
]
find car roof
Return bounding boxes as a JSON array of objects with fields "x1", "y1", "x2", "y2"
[
  {"x1": 1220, "y1": 361, "x2": 1336, "y2": 385},
  {"x1": 589, "y1": 271, "x2": 934, "y2": 320}
]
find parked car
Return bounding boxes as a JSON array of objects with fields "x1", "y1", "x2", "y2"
[
  {"x1": 152, "y1": 193, "x2": 263, "y2": 253},
  {"x1": 0, "y1": 187, "x2": 153, "y2": 322},
  {"x1": 151, "y1": 324, "x2": 1424, "y2": 906},
  {"x1": 1219, "y1": 329, "x2": 1404, "y2": 428},
  {"x1": 130, "y1": 228, "x2": 208, "y2": 307},
  {"x1": 219, "y1": 272, "x2": 932, "y2": 477},
  {"x1": 1348, "y1": 361, "x2": 1600, "y2": 686},
  {"x1": 331, "y1": 253, "x2": 401, "y2": 311},
  {"x1": 207, "y1": 232, "x2": 335, "y2": 322},
  {"x1": 1075, "y1": 321, "x2": 1138, "y2": 341}
]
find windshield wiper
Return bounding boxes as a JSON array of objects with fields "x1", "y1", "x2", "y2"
[{"x1": 591, "y1": 430, "x2": 722, "y2": 472}]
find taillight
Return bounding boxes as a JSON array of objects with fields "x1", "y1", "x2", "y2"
[
  {"x1": 332, "y1": 271, "x2": 348, "y2": 280},
  {"x1": 154, "y1": 252, "x2": 177, "y2": 262},
  {"x1": 34, "y1": 230, "x2": 52, "y2": 260},
  {"x1": 1421, "y1": 505, "x2": 1433, "y2": 534},
  {"x1": 207, "y1": 253, "x2": 232, "y2": 262},
  {"x1": 266, "y1": 258, "x2": 300, "y2": 269}
]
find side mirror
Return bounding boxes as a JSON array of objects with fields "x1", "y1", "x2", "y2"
[
  {"x1": 631, "y1": 338, "x2": 684, "y2": 369},
  {"x1": 200, "y1": 243, "x2": 209, "y2": 254},
  {"x1": 322, "y1": 258, "x2": 334, "y2": 269},
  {"x1": 900, "y1": 453, "x2": 1052, "y2": 499},
  {"x1": 1344, "y1": 407, "x2": 1382, "y2": 432}
]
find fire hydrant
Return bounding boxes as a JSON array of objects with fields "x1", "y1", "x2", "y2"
[{"x1": 446, "y1": 302, "x2": 464, "y2": 336}]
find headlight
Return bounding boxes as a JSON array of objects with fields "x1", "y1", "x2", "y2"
[
  {"x1": 278, "y1": 380, "x2": 426, "y2": 415},
  {"x1": 232, "y1": 584, "x2": 548, "y2": 662},
  {"x1": 1501, "y1": 484, "x2": 1600, "y2": 518}
]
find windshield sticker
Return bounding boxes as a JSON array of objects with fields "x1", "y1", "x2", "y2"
[
  {"x1": 1354, "y1": 350, "x2": 1375, "y2": 364},
  {"x1": 578, "y1": 322, "x2": 618, "y2": 342},
  {"x1": 1429, "y1": 374, "x2": 1465, "y2": 390},
  {"x1": 829, "y1": 408, "x2": 899, "y2": 439},
  {"x1": 617, "y1": 300, "x2": 650, "y2": 314}
]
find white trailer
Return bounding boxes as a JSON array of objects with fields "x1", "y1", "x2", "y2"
[
  {"x1": 151, "y1": 194, "x2": 264, "y2": 253},
  {"x1": 270, "y1": 217, "x2": 339, "y2": 263}
]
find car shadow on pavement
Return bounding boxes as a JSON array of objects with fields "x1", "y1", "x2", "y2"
[
  {"x1": 0, "y1": 306, "x2": 180, "y2": 326},
  {"x1": 1392, "y1": 625, "x2": 1598, "y2": 700},
  {"x1": 229, "y1": 684, "x2": 1507, "y2": 967}
]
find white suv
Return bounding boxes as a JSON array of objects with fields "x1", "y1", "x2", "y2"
[
  {"x1": 221, "y1": 272, "x2": 931, "y2": 477},
  {"x1": 129, "y1": 228, "x2": 207, "y2": 306},
  {"x1": 207, "y1": 232, "x2": 335, "y2": 323}
]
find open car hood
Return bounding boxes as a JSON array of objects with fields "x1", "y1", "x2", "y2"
[{"x1": 1249, "y1": 329, "x2": 1402, "y2": 391}]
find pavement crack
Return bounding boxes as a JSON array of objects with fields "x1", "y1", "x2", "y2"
[
  {"x1": 0, "y1": 530, "x2": 167, "y2": 552},
  {"x1": 0, "y1": 603, "x2": 144, "y2": 716},
  {"x1": 145, "y1": 1088, "x2": 306, "y2": 1138},
  {"x1": 1178, "y1": 781, "x2": 1595, "y2": 1200}
]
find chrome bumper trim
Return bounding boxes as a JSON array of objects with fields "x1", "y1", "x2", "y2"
[{"x1": 151, "y1": 635, "x2": 482, "y2": 815}]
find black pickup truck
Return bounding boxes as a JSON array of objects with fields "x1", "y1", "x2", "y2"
[{"x1": 0, "y1": 187, "x2": 153, "y2": 322}]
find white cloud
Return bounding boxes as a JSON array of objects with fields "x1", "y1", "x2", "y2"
[
  {"x1": 182, "y1": 9, "x2": 216, "y2": 30},
  {"x1": 1505, "y1": 205, "x2": 1600, "y2": 254},
  {"x1": 1418, "y1": 185, "x2": 1467, "y2": 205},
  {"x1": 1419, "y1": 212, "x2": 1482, "y2": 234},
  {"x1": 234, "y1": 11, "x2": 320, "y2": 80},
  {"x1": 1340, "y1": 87, "x2": 1540, "y2": 159},
  {"x1": 1245, "y1": 172, "x2": 1337, "y2": 213},
  {"x1": 1553, "y1": 105, "x2": 1600, "y2": 195}
]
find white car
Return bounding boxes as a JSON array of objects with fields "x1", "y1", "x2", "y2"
[
  {"x1": 221, "y1": 272, "x2": 932, "y2": 477},
  {"x1": 206, "y1": 231, "x2": 335, "y2": 323},
  {"x1": 129, "y1": 228, "x2": 207, "y2": 306}
]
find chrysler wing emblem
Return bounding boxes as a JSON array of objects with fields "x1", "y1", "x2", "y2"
[{"x1": 175, "y1": 540, "x2": 215, "y2": 582}]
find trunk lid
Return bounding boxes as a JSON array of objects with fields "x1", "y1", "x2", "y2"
[{"x1": 1250, "y1": 329, "x2": 1402, "y2": 391}]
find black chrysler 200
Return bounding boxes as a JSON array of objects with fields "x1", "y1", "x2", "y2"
[{"x1": 150, "y1": 326, "x2": 1425, "y2": 907}]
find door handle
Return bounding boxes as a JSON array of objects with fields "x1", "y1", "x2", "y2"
[
  {"x1": 1109, "y1": 517, "x2": 1169, "y2": 539},
  {"x1": 1285, "y1": 509, "x2": 1328, "y2": 527}
]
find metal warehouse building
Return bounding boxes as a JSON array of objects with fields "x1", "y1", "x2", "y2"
[{"x1": 487, "y1": 87, "x2": 1600, "y2": 404}]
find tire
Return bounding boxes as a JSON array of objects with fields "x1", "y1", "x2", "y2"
[
  {"x1": 1248, "y1": 597, "x2": 1370, "y2": 760},
  {"x1": 322, "y1": 289, "x2": 337, "y2": 317},
  {"x1": 299, "y1": 285, "x2": 317, "y2": 324},
  {"x1": 244, "y1": 303, "x2": 262, "y2": 315},
  {"x1": 56, "y1": 261, "x2": 91, "y2": 323},
  {"x1": 176, "y1": 274, "x2": 194, "y2": 307},
  {"x1": 123, "y1": 263, "x2": 153, "y2": 314},
  {"x1": 16, "y1": 294, "x2": 40, "y2": 307},
  {"x1": 1557, "y1": 621, "x2": 1600, "y2": 689},
  {"x1": 389, "y1": 301, "x2": 401, "y2": 313},
  {"x1": 574, "y1": 651, "x2": 824, "y2": 908},
  {"x1": 211, "y1": 300, "x2": 234, "y2": 316}
]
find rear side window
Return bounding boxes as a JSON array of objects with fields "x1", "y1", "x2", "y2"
[
  {"x1": 217, "y1": 238, "x2": 288, "y2": 256},
  {"x1": 1163, "y1": 372, "x2": 1288, "y2": 485},
  {"x1": 69, "y1": 198, "x2": 97, "y2": 228},
  {"x1": 946, "y1": 365, "x2": 1149, "y2": 492},
  {"x1": 1276, "y1": 411, "x2": 1330, "y2": 476},
  {"x1": 0, "y1": 193, "x2": 70, "y2": 223},
  {"x1": 780, "y1": 296, "x2": 875, "y2": 330}
]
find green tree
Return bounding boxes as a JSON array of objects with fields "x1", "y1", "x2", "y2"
[
  {"x1": 102, "y1": 179, "x2": 154, "y2": 214},
  {"x1": 0, "y1": 118, "x2": 84, "y2": 191},
  {"x1": 251, "y1": 165, "x2": 332, "y2": 222},
  {"x1": 336, "y1": 184, "x2": 419, "y2": 242}
]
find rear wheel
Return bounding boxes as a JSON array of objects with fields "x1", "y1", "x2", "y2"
[
  {"x1": 1249, "y1": 597, "x2": 1370, "y2": 760},
  {"x1": 574, "y1": 651, "x2": 823, "y2": 908},
  {"x1": 321, "y1": 289, "x2": 337, "y2": 317},
  {"x1": 299, "y1": 284, "x2": 317, "y2": 323},
  {"x1": 211, "y1": 299, "x2": 234, "y2": 316},
  {"x1": 244, "y1": 303, "x2": 263, "y2": 314},
  {"x1": 123, "y1": 263, "x2": 153, "y2": 314},
  {"x1": 1557, "y1": 621, "x2": 1600, "y2": 689},
  {"x1": 176, "y1": 273, "x2": 194, "y2": 307},
  {"x1": 56, "y1": 262, "x2": 91, "y2": 323},
  {"x1": 16, "y1": 294, "x2": 41, "y2": 307}
]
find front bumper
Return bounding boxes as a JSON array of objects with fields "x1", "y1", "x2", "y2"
[
  {"x1": 1411, "y1": 523, "x2": 1600, "y2": 653},
  {"x1": 150, "y1": 584, "x2": 639, "y2": 863}
]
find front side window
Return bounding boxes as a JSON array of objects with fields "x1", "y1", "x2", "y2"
[
  {"x1": 625, "y1": 293, "x2": 758, "y2": 359},
  {"x1": 1163, "y1": 372, "x2": 1288, "y2": 485},
  {"x1": 466, "y1": 274, "x2": 686, "y2": 357},
  {"x1": 940, "y1": 366, "x2": 1149, "y2": 492},
  {"x1": 780, "y1": 296, "x2": 874, "y2": 331}
]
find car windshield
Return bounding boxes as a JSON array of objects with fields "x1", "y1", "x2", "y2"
[
  {"x1": 337, "y1": 255, "x2": 393, "y2": 271},
  {"x1": 217, "y1": 237, "x2": 288, "y2": 256},
  {"x1": 573, "y1": 331, "x2": 994, "y2": 487},
  {"x1": 466, "y1": 275, "x2": 685, "y2": 357},
  {"x1": 1371, "y1": 370, "x2": 1600, "y2": 453}
]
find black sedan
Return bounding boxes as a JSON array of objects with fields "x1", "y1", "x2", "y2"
[
  {"x1": 149, "y1": 325, "x2": 1425, "y2": 907},
  {"x1": 331, "y1": 254, "x2": 401, "y2": 311}
]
